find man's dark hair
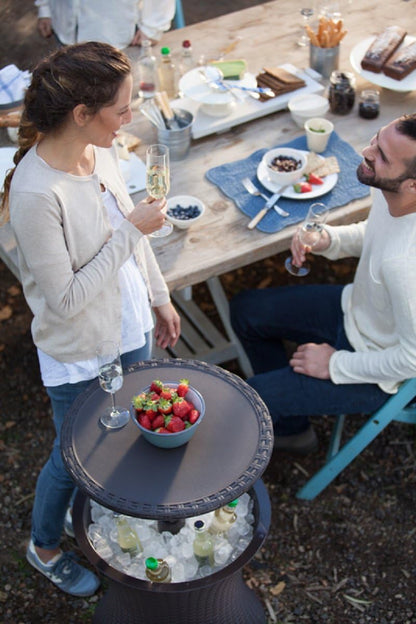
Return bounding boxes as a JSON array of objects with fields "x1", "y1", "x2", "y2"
[{"x1": 397, "y1": 114, "x2": 416, "y2": 178}]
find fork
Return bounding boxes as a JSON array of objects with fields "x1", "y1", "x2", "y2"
[{"x1": 242, "y1": 178, "x2": 289, "y2": 217}]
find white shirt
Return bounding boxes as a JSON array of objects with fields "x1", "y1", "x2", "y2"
[
  {"x1": 38, "y1": 187, "x2": 153, "y2": 386},
  {"x1": 35, "y1": 0, "x2": 176, "y2": 47},
  {"x1": 319, "y1": 189, "x2": 416, "y2": 394}
]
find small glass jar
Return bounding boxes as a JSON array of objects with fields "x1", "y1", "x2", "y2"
[
  {"x1": 328, "y1": 71, "x2": 356, "y2": 115},
  {"x1": 358, "y1": 89, "x2": 380, "y2": 119}
]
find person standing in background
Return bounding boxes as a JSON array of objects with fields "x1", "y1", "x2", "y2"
[{"x1": 35, "y1": 0, "x2": 176, "y2": 49}]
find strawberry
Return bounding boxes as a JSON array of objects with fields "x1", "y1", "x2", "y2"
[
  {"x1": 177, "y1": 378, "x2": 189, "y2": 397},
  {"x1": 150, "y1": 379, "x2": 163, "y2": 394},
  {"x1": 138, "y1": 413, "x2": 152, "y2": 430},
  {"x1": 152, "y1": 414, "x2": 165, "y2": 430},
  {"x1": 158, "y1": 398, "x2": 172, "y2": 415},
  {"x1": 188, "y1": 408, "x2": 200, "y2": 425},
  {"x1": 144, "y1": 401, "x2": 159, "y2": 421},
  {"x1": 172, "y1": 397, "x2": 192, "y2": 419},
  {"x1": 132, "y1": 392, "x2": 146, "y2": 413},
  {"x1": 160, "y1": 387, "x2": 174, "y2": 400},
  {"x1": 166, "y1": 416, "x2": 186, "y2": 432},
  {"x1": 306, "y1": 173, "x2": 324, "y2": 185},
  {"x1": 293, "y1": 182, "x2": 312, "y2": 193},
  {"x1": 155, "y1": 427, "x2": 170, "y2": 434},
  {"x1": 150, "y1": 392, "x2": 160, "y2": 402}
]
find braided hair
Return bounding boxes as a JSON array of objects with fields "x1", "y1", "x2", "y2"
[{"x1": 1, "y1": 41, "x2": 131, "y2": 223}]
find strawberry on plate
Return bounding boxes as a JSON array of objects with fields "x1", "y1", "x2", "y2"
[
  {"x1": 306, "y1": 173, "x2": 324, "y2": 185},
  {"x1": 293, "y1": 181, "x2": 313, "y2": 194}
]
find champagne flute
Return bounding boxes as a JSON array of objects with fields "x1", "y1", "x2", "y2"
[
  {"x1": 285, "y1": 202, "x2": 329, "y2": 276},
  {"x1": 146, "y1": 143, "x2": 173, "y2": 238},
  {"x1": 96, "y1": 340, "x2": 130, "y2": 429},
  {"x1": 297, "y1": 7, "x2": 314, "y2": 46}
]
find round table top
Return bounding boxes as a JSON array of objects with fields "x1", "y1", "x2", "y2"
[{"x1": 61, "y1": 358, "x2": 273, "y2": 519}]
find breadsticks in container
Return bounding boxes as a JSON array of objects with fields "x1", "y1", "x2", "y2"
[{"x1": 306, "y1": 16, "x2": 347, "y2": 48}]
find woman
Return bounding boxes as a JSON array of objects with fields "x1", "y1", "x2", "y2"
[{"x1": 0, "y1": 41, "x2": 180, "y2": 597}]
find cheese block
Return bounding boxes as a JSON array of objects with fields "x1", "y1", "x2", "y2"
[{"x1": 208, "y1": 59, "x2": 247, "y2": 80}]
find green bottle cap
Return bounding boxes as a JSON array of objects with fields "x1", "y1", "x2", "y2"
[
  {"x1": 227, "y1": 499, "x2": 238, "y2": 508},
  {"x1": 161, "y1": 47, "x2": 170, "y2": 55},
  {"x1": 145, "y1": 557, "x2": 159, "y2": 570}
]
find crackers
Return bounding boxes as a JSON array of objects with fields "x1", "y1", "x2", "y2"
[
  {"x1": 305, "y1": 152, "x2": 340, "y2": 177},
  {"x1": 256, "y1": 67, "x2": 305, "y2": 101}
]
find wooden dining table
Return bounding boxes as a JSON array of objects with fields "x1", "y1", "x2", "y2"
[{"x1": 1, "y1": 0, "x2": 415, "y2": 373}]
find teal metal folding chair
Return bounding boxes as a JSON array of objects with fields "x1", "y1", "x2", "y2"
[
  {"x1": 297, "y1": 378, "x2": 416, "y2": 500},
  {"x1": 174, "y1": 0, "x2": 186, "y2": 29}
]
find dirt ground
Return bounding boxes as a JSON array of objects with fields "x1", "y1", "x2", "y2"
[{"x1": 1, "y1": 1, "x2": 416, "y2": 623}]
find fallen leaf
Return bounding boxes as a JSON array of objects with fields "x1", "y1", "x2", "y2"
[
  {"x1": 270, "y1": 581, "x2": 286, "y2": 596},
  {"x1": 0, "y1": 305, "x2": 12, "y2": 321}
]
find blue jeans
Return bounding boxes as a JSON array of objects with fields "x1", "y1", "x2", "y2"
[
  {"x1": 230, "y1": 285, "x2": 390, "y2": 436},
  {"x1": 31, "y1": 336, "x2": 152, "y2": 549}
]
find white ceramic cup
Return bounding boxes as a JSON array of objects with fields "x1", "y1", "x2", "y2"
[{"x1": 304, "y1": 117, "x2": 334, "y2": 153}]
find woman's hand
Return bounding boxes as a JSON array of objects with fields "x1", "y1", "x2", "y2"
[
  {"x1": 290, "y1": 226, "x2": 331, "y2": 268},
  {"x1": 289, "y1": 342, "x2": 335, "y2": 379},
  {"x1": 127, "y1": 196, "x2": 167, "y2": 235},
  {"x1": 153, "y1": 302, "x2": 181, "y2": 349}
]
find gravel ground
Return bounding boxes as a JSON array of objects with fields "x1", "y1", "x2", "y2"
[{"x1": 1, "y1": 252, "x2": 416, "y2": 624}]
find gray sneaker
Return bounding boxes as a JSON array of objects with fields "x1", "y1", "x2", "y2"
[
  {"x1": 26, "y1": 540, "x2": 100, "y2": 597},
  {"x1": 274, "y1": 425, "x2": 319, "y2": 455}
]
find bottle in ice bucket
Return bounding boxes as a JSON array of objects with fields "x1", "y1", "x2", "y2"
[
  {"x1": 209, "y1": 499, "x2": 238, "y2": 536},
  {"x1": 115, "y1": 516, "x2": 142, "y2": 555},
  {"x1": 158, "y1": 47, "x2": 177, "y2": 99},
  {"x1": 137, "y1": 39, "x2": 158, "y2": 99},
  {"x1": 193, "y1": 520, "x2": 214, "y2": 566},
  {"x1": 145, "y1": 556, "x2": 172, "y2": 583}
]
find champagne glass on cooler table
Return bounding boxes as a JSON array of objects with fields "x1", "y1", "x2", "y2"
[
  {"x1": 146, "y1": 144, "x2": 173, "y2": 238},
  {"x1": 96, "y1": 340, "x2": 130, "y2": 429},
  {"x1": 285, "y1": 202, "x2": 329, "y2": 277}
]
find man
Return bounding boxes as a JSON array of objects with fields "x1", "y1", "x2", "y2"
[
  {"x1": 230, "y1": 115, "x2": 416, "y2": 454},
  {"x1": 35, "y1": 0, "x2": 175, "y2": 49}
]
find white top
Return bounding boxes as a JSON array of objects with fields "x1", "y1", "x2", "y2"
[
  {"x1": 35, "y1": 0, "x2": 176, "y2": 47},
  {"x1": 38, "y1": 187, "x2": 153, "y2": 386},
  {"x1": 319, "y1": 188, "x2": 416, "y2": 394}
]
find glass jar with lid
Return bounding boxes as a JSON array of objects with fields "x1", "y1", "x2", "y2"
[{"x1": 328, "y1": 71, "x2": 356, "y2": 115}]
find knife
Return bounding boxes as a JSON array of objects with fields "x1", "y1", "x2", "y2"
[{"x1": 248, "y1": 185, "x2": 290, "y2": 230}]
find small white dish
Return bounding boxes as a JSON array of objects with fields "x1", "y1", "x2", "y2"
[
  {"x1": 257, "y1": 153, "x2": 338, "y2": 200},
  {"x1": 261, "y1": 147, "x2": 307, "y2": 186},
  {"x1": 288, "y1": 93, "x2": 329, "y2": 128},
  {"x1": 166, "y1": 195, "x2": 205, "y2": 229}
]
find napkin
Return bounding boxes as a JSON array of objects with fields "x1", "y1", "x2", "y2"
[
  {"x1": 205, "y1": 132, "x2": 371, "y2": 234},
  {"x1": 0, "y1": 65, "x2": 31, "y2": 110}
]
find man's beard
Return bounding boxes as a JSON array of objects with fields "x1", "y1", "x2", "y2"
[{"x1": 356, "y1": 160, "x2": 406, "y2": 192}]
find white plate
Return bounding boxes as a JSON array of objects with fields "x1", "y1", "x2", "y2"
[
  {"x1": 349, "y1": 35, "x2": 416, "y2": 92},
  {"x1": 179, "y1": 67, "x2": 257, "y2": 105},
  {"x1": 257, "y1": 152, "x2": 338, "y2": 200},
  {"x1": 0, "y1": 147, "x2": 17, "y2": 193}
]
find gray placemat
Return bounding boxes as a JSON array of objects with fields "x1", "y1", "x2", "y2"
[{"x1": 205, "y1": 132, "x2": 370, "y2": 233}]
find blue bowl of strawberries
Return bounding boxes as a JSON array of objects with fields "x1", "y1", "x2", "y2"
[{"x1": 131, "y1": 378, "x2": 205, "y2": 448}]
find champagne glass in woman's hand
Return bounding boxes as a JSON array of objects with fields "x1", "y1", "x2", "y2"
[
  {"x1": 146, "y1": 144, "x2": 173, "y2": 238},
  {"x1": 96, "y1": 340, "x2": 130, "y2": 429},
  {"x1": 285, "y1": 202, "x2": 329, "y2": 276}
]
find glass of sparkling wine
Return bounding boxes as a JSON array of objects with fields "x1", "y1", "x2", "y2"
[
  {"x1": 96, "y1": 340, "x2": 130, "y2": 429},
  {"x1": 146, "y1": 143, "x2": 173, "y2": 238},
  {"x1": 285, "y1": 202, "x2": 329, "y2": 276}
]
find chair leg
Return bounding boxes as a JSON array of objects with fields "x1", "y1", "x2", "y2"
[
  {"x1": 326, "y1": 414, "x2": 345, "y2": 461},
  {"x1": 174, "y1": 0, "x2": 186, "y2": 29},
  {"x1": 296, "y1": 379, "x2": 416, "y2": 500}
]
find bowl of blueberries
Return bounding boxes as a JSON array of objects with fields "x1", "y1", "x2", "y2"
[{"x1": 166, "y1": 195, "x2": 205, "y2": 229}]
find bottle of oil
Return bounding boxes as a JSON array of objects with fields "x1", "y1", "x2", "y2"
[
  {"x1": 145, "y1": 557, "x2": 172, "y2": 582},
  {"x1": 209, "y1": 500, "x2": 238, "y2": 536},
  {"x1": 115, "y1": 516, "x2": 142, "y2": 555},
  {"x1": 157, "y1": 47, "x2": 177, "y2": 99},
  {"x1": 193, "y1": 520, "x2": 214, "y2": 566}
]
